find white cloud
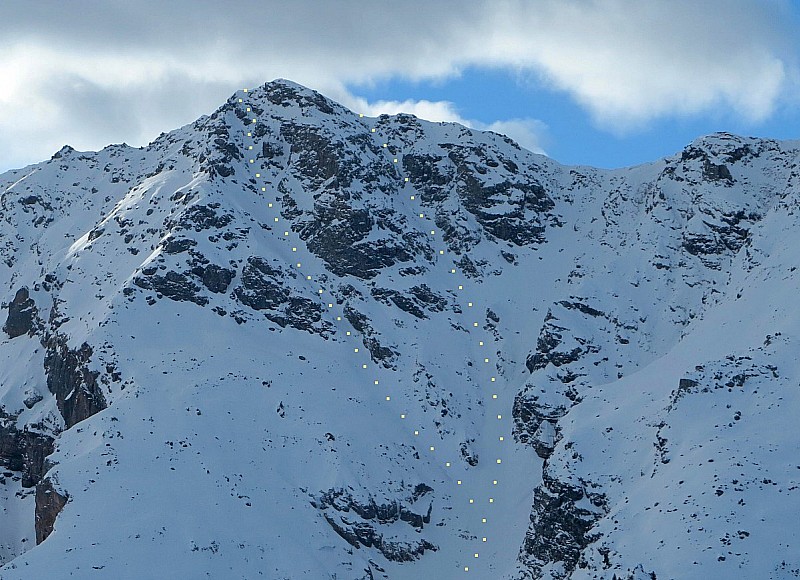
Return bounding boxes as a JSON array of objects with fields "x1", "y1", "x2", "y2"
[
  {"x1": 335, "y1": 93, "x2": 548, "y2": 154},
  {"x1": 0, "y1": 0, "x2": 795, "y2": 170},
  {"x1": 473, "y1": 0, "x2": 794, "y2": 131},
  {"x1": 336, "y1": 96, "x2": 465, "y2": 124},
  {"x1": 480, "y1": 119, "x2": 548, "y2": 155}
]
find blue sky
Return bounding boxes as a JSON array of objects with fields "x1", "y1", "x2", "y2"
[
  {"x1": 348, "y1": 65, "x2": 800, "y2": 169},
  {"x1": 1, "y1": 0, "x2": 799, "y2": 172}
]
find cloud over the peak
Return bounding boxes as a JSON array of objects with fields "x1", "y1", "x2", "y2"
[
  {"x1": 0, "y1": 0, "x2": 795, "y2": 170},
  {"x1": 335, "y1": 94, "x2": 548, "y2": 154}
]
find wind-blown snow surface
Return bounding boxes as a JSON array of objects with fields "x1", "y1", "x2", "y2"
[{"x1": 0, "y1": 80, "x2": 799, "y2": 579}]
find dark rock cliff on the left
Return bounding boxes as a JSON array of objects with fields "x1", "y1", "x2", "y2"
[{"x1": 0, "y1": 415, "x2": 54, "y2": 488}]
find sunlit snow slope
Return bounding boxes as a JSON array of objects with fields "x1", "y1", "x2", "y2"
[{"x1": 0, "y1": 80, "x2": 799, "y2": 579}]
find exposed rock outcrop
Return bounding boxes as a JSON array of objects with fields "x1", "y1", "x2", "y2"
[
  {"x1": 512, "y1": 393, "x2": 568, "y2": 459},
  {"x1": 34, "y1": 477, "x2": 68, "y2": 544},
  {"x1": 43, "y1": 335, "x2": 107, "y2": 429},
  {"x1": 518, "y1": 468, "x2": 607, "y2": 578},
  {"x1": 0, "y1": 417, "x2": 54, "y2": 488},
  {"x1": 343, "y1": 304, "x2": 399, "y2": 368},
  {"x1": 232, "y1": 256, "x2": 331, "y2": 335},
  {"x1": 312, "y1": 485, "x2": 436, "y2": 562},
  {"x1": 133, "y1": 269, "x2": 209, "y2": 305},
  {"x1": 526, "y1": 310, "x2": 587, "y2": 373},
  {"x1": 3, "y1": 287, "x2": 37, "y2": 338}
]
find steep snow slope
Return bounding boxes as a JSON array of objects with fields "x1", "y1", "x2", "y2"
[{"x1": 0, "y1": 80, "x2": 798, "y2": 579}]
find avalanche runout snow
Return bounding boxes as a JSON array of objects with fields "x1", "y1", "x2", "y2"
[{"x1": 0, "y1": 79, "x2": 798, "y2": 579}]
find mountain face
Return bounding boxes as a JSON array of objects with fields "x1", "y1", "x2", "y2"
[{"x1": 1, "y1": 79, "x2": 799, "y2": 579}]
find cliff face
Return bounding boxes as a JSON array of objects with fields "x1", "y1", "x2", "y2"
[
  {"x1": 43, "y1": 337, "x2": 106, "y2": 430},
  {"x1": 0, "y1": 419, "x2": 53, "y2": 489},
  {"x1": 0, "y1": 80, "x2": 798, "y2": 578},
  {"x1": 1, "y1": 287, "x2": 105, "y2": 553},
  {"x1": 34, "y1": 478, "x2": 68, "y2": 544}
]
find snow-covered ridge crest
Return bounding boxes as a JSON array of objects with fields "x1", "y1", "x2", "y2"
[{"x1": 0, "y1": 79, "x2": 798, "y2": 579}]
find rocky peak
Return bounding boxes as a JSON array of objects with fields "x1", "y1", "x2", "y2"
[
  {"x1": 679, "y1": 132, "x2": 785, "y2": 169},
  {"x1": 50, "y1": 145, "x2": 75, "y2": 160},
  {"x1": 1, "y1": 80, "x2": 800, "y2": 579}
]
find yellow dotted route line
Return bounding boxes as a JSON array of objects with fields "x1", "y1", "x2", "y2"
[
  {"x1": 374, "y1": 118, "x2": 504, "y2": 572},
  {"x1": 240, "y1": 90, "x2": 507, "y2": 572}
]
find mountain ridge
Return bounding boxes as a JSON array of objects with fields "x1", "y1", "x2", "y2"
[{"x1": 0, "y1": 79, "x2": 798, "y2": 579}]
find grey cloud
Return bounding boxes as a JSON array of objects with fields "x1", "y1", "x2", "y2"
[{"x1": 0, "y1": 0, "x2": 796, "y2": 171}]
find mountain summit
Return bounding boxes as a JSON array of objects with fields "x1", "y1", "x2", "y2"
[{"x1": 1, "y1": 80, "x2": 799, "y2": 579}]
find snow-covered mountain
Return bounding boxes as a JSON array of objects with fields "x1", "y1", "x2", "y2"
[{"x1": 1, "y1": 79, "x2": 799, "y2": 579}]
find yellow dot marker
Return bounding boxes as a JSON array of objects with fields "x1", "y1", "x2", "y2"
[
  {"x1": 346, "y1": 331, "x2": 351, "y2": 336},
  {"x1": 394, "y1": 158, "x2": 398, "y2": 163},
  {"x1": 459, "y1": 285, "x2": 464, "y2": 290},
  {"x1": 318, "y1": 289, "x2": 323, "y2": 294},
  {"x1": 261, "y1": 187, "x2": 266, "y2": 191},
  {"x1": 401, "y1": 414, "x2": 406, "y2": 419},
  {"x1": 414, "y1": 430, "x2": 419, "y2": 436},
  {"x1": 484, "y1": 358, "x2": 490, "y2": 363},
  {"x1": 374, "y1": 380, "x2": 379, "y2": 385},
  {"x1": 248, "y1": 145, "x2": 253, "y2": 150},
  {"x1": 296, "y1": 263, "x2": 301, "y2": 268},
  {"x1": 496, "y1": 459, "x2": 502, "y2": 464},
  {"x1": 430, "y1": 230, "x2": 435, "y2": 235},
  {"x1": 239, "y1": 98, "x2": 243, "y2": 103},
  {"x1": 243, "y1": 89, "x2": 248, "y2": 93},
  {"x1": 247, "y1": 132, "x2": 252, "y2": 137},
  {"x1": 482, "y1": 518, "x2": 487, "y2": 523},
  {"x1": 474, "y1": 323, "x2": 479, "y2": 327},
  {"x1": 336, "y1": 316, "x2": 341, "y2": 321},
  {"x1": 491, "y1": 377, "x2": 496, "y2": 382},
  {"x1": 451, "y1": 269, "x2": 456, "y2": 274},
  {"x1": 457, "y1": 480, "x2": 462, "y2": 485},
  {"x1": 469, "y1": 499, "x2": 474, "y2": 504},
  {"x1": 307, "y1": 275, "x2": 312, "y2": 280},
  {"x1": 468, "y1": 302, "x2": 473, "y2": 307},
  {"x1": 383, "y1": 144, "x2": 387, "y2": 148},
  {"x1": 268, "y1": 203, "x2": 273, "y2": 207},
  {"x1": 429, "y1": 446, "x2": 435, "y2": 451},
  {"x1": 362, "y1": 364, "x2": 367, "y2": 369},
  {"x1": 284, "y1": 231, "x2": 289, "y2": 236},
  {"x1": 492, "y1": 394, "x2": 497, "y2": 399},
  {"x1": 499, "y1": 436, "x2": 504, "y2": 441},
  {"x1": 371, "y1": 128, "x2": 376, "y2": 133},
  {"x1": 439, "y1": 250, "x2": 445, "y2": 255},
  {"x1": 445, "y1": 462, "x2": 451, "y2": 467},
  {"x1": 404, "y1": 177, "x2": 409, "y2": 182},
  {"x1": 252, "y1": 119, "x2": 256, "y2": 123},
  {"x1": 410, "y1": 195, "x2": 415, "y2": 200},
  {"x1": 274, "y1": 217, "x2": 279, "y2": 222},
  {"x1": 328, "y1": 303, "x2": 333, "y2": 308},
  {"x1": 292, "y1": 247, "x2": 297, "y2": 252},
  {"x1": 479, "y1": 341, "x2": 484, "y2": 346},
  {"x1": 359, "y1": 113, "x2": 364, "y2": 118},
  {"x1": 482, "y1": 537, "x2": 487, "y2": 542},
  {"x1": 354, "y1": 348, "x2": 359, "y2": 353},
  {"x1": 465, "y1": 567, "x2": 469, "y2": 572},
  {"x1": 419, "y1": 213, "x2": 424, "y2": 218},
  {"x1": 474, "y1": 554, "x2": 479, "y2": 558},
  {"x1": 497, "y1": 414, "x2": 502, "y2": 419},
  {"x1": 250, "y1": 159, "x2": 254, "y2": 164},
  {"x1": 493, "y1": 480, "x2": 498, "y2": 485},
  {"x1": 386, "y1": 396, "x2": 391, "y2": 401},
  {"x1": 255, "y1": 172, "x2": 260, "y2": 177}
]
